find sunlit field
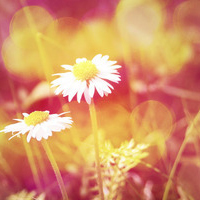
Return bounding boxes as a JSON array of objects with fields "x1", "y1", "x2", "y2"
[{"x1": 0, "y1": 0, "x2": 200, "y2": 199}]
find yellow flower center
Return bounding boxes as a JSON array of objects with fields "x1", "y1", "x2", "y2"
[
  {"x1": 24, "y1": 111, "x2": 49, "y2": 126},
  {"x1": 73, "y1": 60, "x2": 99, "y2": 81}
]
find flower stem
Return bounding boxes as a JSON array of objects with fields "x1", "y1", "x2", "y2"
[
  {"x1": 42, "y1": 140, "x2": 69, "y2": 200},
  {"x1": 162, "y1": 136, "x2": 188, "y2": 200},
  {"x1": 89, "y1": 100, "x2": 104, "y2": 200},
  {"x1": 22, "y1": 135, "x2": 42, "y2": 191}
]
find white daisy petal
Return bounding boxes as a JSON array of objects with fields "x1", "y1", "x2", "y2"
[
  {"x1": 102, "y1": 85, "x2": 112, "y2": 94},
  {"x1": 52, "y1": 72, "x2": 72, "y2": 82},
  {"x1": 101, "y1": 55, "x2": 109, "y2": 62},
  {"x1": 62, "y1": 81, "x2": 77, "y2": 97},
  {"x1": 68, "y1": 80, "x2": 82, "y2": 102},
  {"x1": 57, "y1": 112, "x2": 70, "y2": 116},
  {"x1": 36, "y1": 132, "x2": 42, "y2": 141},
  {"x1": 27, "y1": 129, "x2": 33, "y2": 142},
  {"x1": 21, "y1": 127, "x2": 32, "y2": 135},
  {"x1": 43, "y1": 125, "x2": 53, "y2": 137},
  {"x1": 51, "y1": 72, "x2": 75, "y2": 88},
  {"x1": 32, "y1": 125, "x2": 40, "y2": 138},
  {"x1": 61, "y1": 65, "x2": 73, "y2": 70},
  {"x1": 35, "y1": 125, "x2": 44, "y2": 141},
  {"x1": 3, "y1": 122, "x2": 27, "y2": 133},
  {"x1": 52, "y1": 73, "x2": 66, "y2": 77},
  {"x1": 48, "y1": 131, "x2": 52, "y2": 137},
  {"x1": 89, "y1": 80, "x2": 95, "y2": 98},
  {"x1": 107, "y1": 60, "x2": 117, "y2": 66},
  {"x1": 13, "y1": 119, "x2": 24, "y2": 122},
  {"x1": 92, "y1": 79, "x2": 104, "y2": 97},
  {"x1": 76, "y1": 58, "x2": 87, "y2": 63},
  {"x1": 54, "y1": 86, "x2": 65, "y2": 95},
  {"x1": 77, "y1": 81, "x2": 87, "y2": 103},
  {"x1": 92, "y1": 54, "x2": 102, "y2": 64},
  {"x1": 23, "y1": 113, "x2": 29, "y2": 117},
  {"x1": 98, "y1": 73, "x2": 121, "y2": 83},
  {"x1": 111, "y1": 64, "x2": 122, "y2": 69},
  {"x1": 96, "y1": 77, "x2": 114, "y2": 90},
  {"x1": 84, "y1": 87, "x2": 91, "y2": 104},
  {"x1": 51, "y1": 54, "x2": 121, "y2": 104},
  {"x1": 1, "y1": 110, "x2": 73, "y2": 142},
  {"x1": 8, "y1": 132, "x2": 22, "y2": 140},
  {"x1": 43, "y1": 131, "x2": 48, "y2": 139}
]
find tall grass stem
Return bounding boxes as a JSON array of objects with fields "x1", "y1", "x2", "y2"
[
  {"x1": 89, "y1": 100, "x2": 104, "y2": 200},
  {"x1": 22, "y1": 135, "x2": 42, "y2": 191},
  {"x1": 42, "y1": 140, "x2": 69, "y2": 200},
  {"x1": 162, "y1": 136, "x2": 188, "y2": 200}
]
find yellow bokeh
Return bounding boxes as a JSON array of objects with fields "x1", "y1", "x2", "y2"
[
  {"x1": 2, "y1": 36, "x2": 44, "y2": 80},
  {"x1": 97, "y1": 102, "x2": 130, "y2": 147},
  {"x1": 80, "y1": 18, "x2": 123, "y2": 60},
  {"x1": 2, "y1": 6, "x2": 55, "y2": 80},
  {"x1": 116, "y1": 0, "x2": 163, "y2": 47},
  {"x1": 42, "y1": 17, "x2": 123, "y2": 76},
  {"x1": 141, "y1": 30, "x2": 193, "y2": 75},
  {"x1": 42, "y1": 17, "x2": 84, "y2": 71},
  {"x1": 131, "y1": 100, "x2": 174, "y2": 140},
  {"x1": 130, "y1": 100, "x2": 174, "y2": 162},
  {"x1": 10, "y1": 6, "x2": 54, "y2": 50}
]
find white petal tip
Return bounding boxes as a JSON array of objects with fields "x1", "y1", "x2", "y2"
[{"x1": 22, "y1": 113, "x2": 29, "y2": 117}]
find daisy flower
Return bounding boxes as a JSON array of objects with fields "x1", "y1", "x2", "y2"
[
  {"x1": 0, "y1": 111, "x2": 73, "y2": 142},
  {"x1": 51, "y1": 54, "x2": 121, "y2": 104}
]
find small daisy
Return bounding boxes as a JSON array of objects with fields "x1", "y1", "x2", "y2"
[
  {"x1": 0, "y1": 111, "x2": 73, "y2": 142},
  {"x1": 51, "y1": 54, "x2": 121, "y2": 104}
]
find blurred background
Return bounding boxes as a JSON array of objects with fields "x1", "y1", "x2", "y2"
[{"x1": 0, "y1": 0, "x2": 200, "y2": 199}]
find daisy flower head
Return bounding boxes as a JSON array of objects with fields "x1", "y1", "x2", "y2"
[
  {"x1": 51, "y1": 54, "x2": 122, "y2": 104},
  {"x1": 0, "y1": 111, "x2": 73, "y2": 142}
]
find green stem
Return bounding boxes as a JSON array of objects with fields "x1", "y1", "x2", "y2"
[
  {"x1": 22, "y1": 135, "x2": 42, "y2": 191},
  {"x1": 162, "y1": 136, "x2": 188, "y2": 200},
  {"x1": 89, "y1": 100, "x2": 104, "y2": 200},
  {"x1": 42, "y1": 140, "x2": 69, "y2": 200}
]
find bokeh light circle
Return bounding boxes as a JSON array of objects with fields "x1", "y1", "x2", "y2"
[
  {"x1": 174, "y1": 0, "x2": 200, "y2": 43},
  {"x1": 131, "y1": 100, "x2": 174, "y2": 141},
  {"x1": 130, "y1": 100, "x2": 174, "y2": 162},
  {"x1": 116, "y1": 0, "x2": 163, "y2": 47},
  {"x1": 2, "y1": 37, "x2": 44, "y2": 80},
  {"x1": 10, "y1": 6, "x2": 54, "y2": 49}
]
